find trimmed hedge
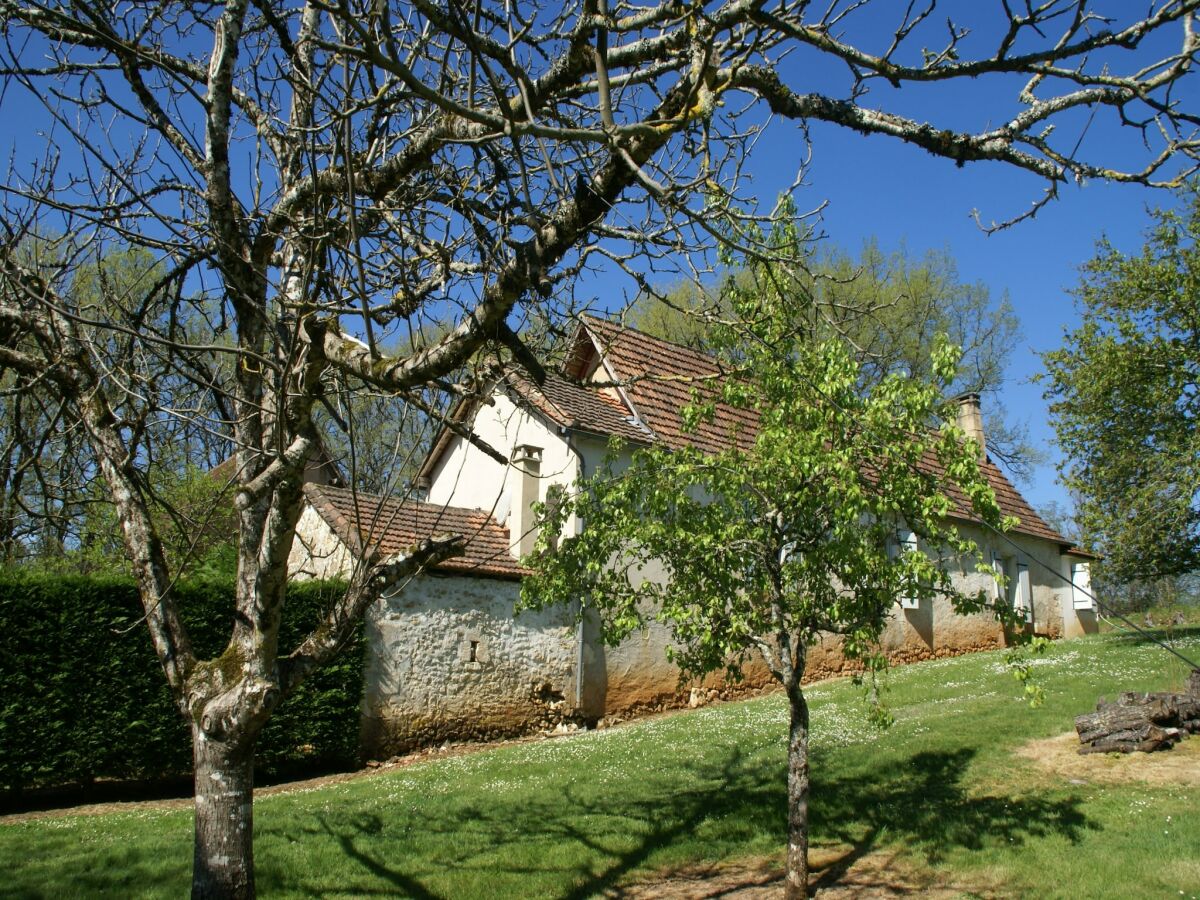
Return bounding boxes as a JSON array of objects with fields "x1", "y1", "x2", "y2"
[{"x1": 0, "y1": 574, "x2": 362, "y2": 792}]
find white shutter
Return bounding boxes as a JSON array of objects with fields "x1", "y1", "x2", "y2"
[
  {"x1": 899, "y1": 527, "x2": 920, "y2": 610},
  {"x1": 1071, "y1": 562, "x2": 1094, "y2": 610},
  {"x1": 1015, "y1": 563, "x2": 1033, "y2": 623},
  {"x1": 991, "y1": 552, "x2": 1006, "y2": 601}
]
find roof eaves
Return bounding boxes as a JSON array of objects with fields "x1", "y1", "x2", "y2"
[
  {"x1": 302, "y1": 483, "x2": 529, "y2": 580},
  {"x1": 303, "y1": 482, "x2": 376, "y2": 563}
]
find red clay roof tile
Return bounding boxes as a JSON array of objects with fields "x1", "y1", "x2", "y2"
[
  {"x1": 304, "y1": 483, "x2": 526, "y2": 580},
  {"x1": 558, "y1": 315, "x2": 1070, "y2": 547}
]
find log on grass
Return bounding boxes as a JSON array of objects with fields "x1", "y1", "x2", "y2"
[
  {"x1": 1075, "y1": 701, "x2": 1183, "y2": 753},
  {"x1": 1076, "y1": 670, "x2": 1200, "y2": 753},
  {"x1": 1078, "y1": 723, "x2": 1182, "y2": 754},
  {"x1": 1115, "y1": 691, "x2": 1200, "y2": 730}
]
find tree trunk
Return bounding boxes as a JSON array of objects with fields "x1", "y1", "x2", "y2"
[
  {"x1": 191, "y1": 724, "x2": 256, "y2": 900},
  {"x1": 785, "y1": 682, "x2": 811, "y2": 899}
]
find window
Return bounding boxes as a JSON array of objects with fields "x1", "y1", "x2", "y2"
[
  {"x1": 1071, "y1": 561, "x2": 1094, "y2": 611},
  {"x1": 896, "y1": 527, "x2": 920, "y2": 609},
  {"x1": 1014, "y1": 562, "x2": 1033, "y2": 623},
  {"x1": 991, "y1": 552, "x2": 1006, "y2": 601}
]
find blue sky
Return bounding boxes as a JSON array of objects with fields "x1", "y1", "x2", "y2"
[
  {"x1": 4, "y1": 5, "x2": 1191, "y2": 520},
  {"x1": 750, "y1": 117, "x2": 1176, "y2": 517}
]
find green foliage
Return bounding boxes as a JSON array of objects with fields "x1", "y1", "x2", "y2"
[
  {"x1": 0, "y1": 575, "x2": 360, "y2": 792},
  {"x1": 57, "y1": 464, "x2": 240, "y2": 579},
  {"x1": 525, "y1": 234, "x2": 1019, "y2": 707},
  {"x1": 1042, "y1": 183, "x2": 1200, "y2": 581},
  {"x1": 1005, "y1": 636, "x2": 1051, "y2": 708}
]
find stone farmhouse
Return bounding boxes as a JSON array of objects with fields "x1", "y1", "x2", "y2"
[{"x1": 288, "y1": 315, "x2": 1099, "y2": 757}]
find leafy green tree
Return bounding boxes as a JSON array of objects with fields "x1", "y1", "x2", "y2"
[
  {"x1": 1042, "y1": 185, "x2": 1200, "y2": 582},
  {"x1": 63, "y1": 465, "x2": 238, "y2": 580},
  {"x1": 631, "y1": 241, "x2": 1040, "y2": 479},
  {"x1": 524, "y1": 267, "x2": 1018, "y2": 898}
]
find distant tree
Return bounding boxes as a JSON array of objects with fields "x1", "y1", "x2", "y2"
[
  {"x1": 1043, "y1": 185, "x2": 1200, "y2": 582},
  {"x1": 524, "y1": 257, "x2": 1019, "y2": 899},
  {"x1": 631, "y1": 242, "x2": 1041, "y2": 480},
  {"x1": 58, "y1": 466, "x2": 238, "y2": 580},
  {"x1": 0, "y1": 240, "x2": 214, "y2": 564}
]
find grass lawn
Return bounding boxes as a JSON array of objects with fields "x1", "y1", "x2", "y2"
[{"x1": 2, "y1": 629, "x2": 1199, "y2": 898}]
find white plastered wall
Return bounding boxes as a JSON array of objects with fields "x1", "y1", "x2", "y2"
[
  {"x1": 288, "y1": 503, "x2": 359, "y2": 581},
  {"x1": 426, "y1": 393, "x2": 582, "y2": 545}
]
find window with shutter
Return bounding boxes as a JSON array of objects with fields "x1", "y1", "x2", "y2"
[
  {"x1": 991, "y1": 552, "x2": 1006, "y2": 601},
  {"x1": 898, "y1": 527, "x2": 920, "y2": 609},
  {"x1": 1015, "y1": 562, "x2": 1033, "y2": 623},
  {"x1": 1071, "y1": 562, "x2": 1094, "y2": 611}
]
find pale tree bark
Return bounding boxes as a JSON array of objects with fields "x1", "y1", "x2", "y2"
[{"x1": 191, "y1": 726, "x2": 258, "y2": 900}]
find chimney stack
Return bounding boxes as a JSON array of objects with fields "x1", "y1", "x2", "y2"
[
  {"x1": 954, "y1": 392, "x2": 986, "y2": 458},
  {"x1": 412, "y1": 475, "x2": 431, "y2": 502},
  {"x1": 509, "y1": 444, "x2": 543, "y2": 559}
]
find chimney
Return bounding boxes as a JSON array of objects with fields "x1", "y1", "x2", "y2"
[
  {"x1": 954, "y1": 392, "x2": 986, "y2": 458},
  {"x1": 412, "y1": 475, "x2": 431, "y2": 502},
  {"x1": 509, "y1": 444, "x2": 542, "y2": 559}
]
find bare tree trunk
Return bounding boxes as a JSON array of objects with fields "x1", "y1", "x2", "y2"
[
  {"x1": 191, "y1": 724, "x2": 256, "y2": 900},
  {"x1": 785, "y1": 681, "x2": 811, "y2": 899}
]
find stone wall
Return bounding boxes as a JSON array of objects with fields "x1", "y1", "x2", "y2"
[
  {"x1": 588, "y1": 519, "x2": 1091, "y2": 717},
  {"x1": 292, "y1": 417, "x2": 1098, "y2": 757},
  {"x1": 360, "y1": 572, "x2": 580, "y2": 757}
]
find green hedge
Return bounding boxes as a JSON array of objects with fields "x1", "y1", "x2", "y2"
[{"x1": 0, "y1": 574, "x2": 362, "y2": 792}]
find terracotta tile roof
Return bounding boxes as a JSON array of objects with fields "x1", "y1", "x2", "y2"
[
  {"x1": 976, "y1": 458, "x2": 1066, "y2": 544},
  {"x1": 303, "y1": 483, "x2": 526, "y2": 580},
  {"x1": 570, "y1": 315, "x2": 760, "y2": 453},
  {"x1": 502, "y1": 371, "x2": 650, "y2": 443},
  {"x1": 557, "y1": 315, "x2": 1071, "y2": 548},
  {"x1": 910, "y1": 444, "x2": 1067, "y2": 544}
]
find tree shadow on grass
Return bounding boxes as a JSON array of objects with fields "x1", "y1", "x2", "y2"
[
  {"x1": 260, "y1": 747, "x2": 773, "y2": 898},
  {"x1": 808, "y1": 747, "x2": 1098, "y2": 893},
  {"x1": 263, "y1": 742, "x2": 1097, "y2": 898}
]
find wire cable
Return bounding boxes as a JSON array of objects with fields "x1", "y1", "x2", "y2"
[{"x1": 981, "y1": 521, "x2": 1200, "y2": 672}]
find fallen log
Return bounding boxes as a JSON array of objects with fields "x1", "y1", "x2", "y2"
[
  {"x1": 1115, "y1": 691, "x2": 1200, "y2": 732},
  {"x1": 1075, "y1": 669, "x2": 1200, "y2": 753},
  {"x1": 1075, "y1": 704, "x2": 1182, "y2": 752}
]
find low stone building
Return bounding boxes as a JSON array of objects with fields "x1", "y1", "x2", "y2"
[{"x1": 288, "y1": 315, "x2": 1098, "y2": 757}]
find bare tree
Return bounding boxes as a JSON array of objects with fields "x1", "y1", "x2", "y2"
[{"x1": 0, "y1": 2, "x2": 1197, "y2": 897}]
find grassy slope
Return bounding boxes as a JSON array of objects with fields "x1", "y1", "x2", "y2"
[{"x1": 2, "y1": 630, "x2": 1198, "y2": 899}]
